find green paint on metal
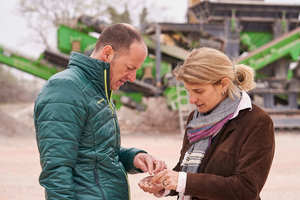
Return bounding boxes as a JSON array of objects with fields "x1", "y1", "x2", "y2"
[
  {"x1": 112, "y1": 91, "x2": 143, "y2": 110},
  {"x1": 239, "y1": 28, "x2": 300, "y2": 73},
  {"x1": 240, "y1": 32, "x2": 273, "y2": 51},
  {"x1": 0, "y1": 46, "x2": 59, "y2": 80},
  {"x1": 287, "y1": 69, "x2": 293, "y2": 80},
  {"x1": 58, "y1": 25, "x2": 187, "y2": 61},
  {"x1": 57, "y1": 25, "x2": 97, "y2": 54},
  {"x1": 231, "y1": 9, "x2": 236, "y2": 32},
  {"x1": 136, "y1": 57, "x2": 154, "y2": 80},
  {"x1": 163, "y1": 86, "x2": 188, "y2": 110}
]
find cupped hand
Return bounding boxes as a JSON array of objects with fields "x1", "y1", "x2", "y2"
[
  {"x1": 133, "y1": 153, "x2": 167, "y2": 175},
  {"x1": 138, "y1": 176, "x2": 165, "y2": 195}
]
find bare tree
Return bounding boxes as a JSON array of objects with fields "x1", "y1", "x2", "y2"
[
  {"x1": 139, "y1": 7, "x2": 148, "y2": 26},
  {"x1": 107, "y1": 4, "x2": 132, "y2": 24},
  {"x1": 18, "y1": 0, "x2": 109, "y2": 27},
  {"x1": 18, "y1": 0, "x2": 171, "y2": 49},
  {"x1": 18, "y1": 0, "x2": 110, "y2": 49}
]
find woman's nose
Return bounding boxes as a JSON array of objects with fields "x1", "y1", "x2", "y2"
[{"x1": 188, "y1": 93, "x2": 197, "y2": 104}]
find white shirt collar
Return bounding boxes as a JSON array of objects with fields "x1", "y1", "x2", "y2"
[{"x1": 231, "y1": 91, "x2": 252, "y2": 119}]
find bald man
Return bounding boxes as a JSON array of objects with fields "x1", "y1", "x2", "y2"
[{"x1": 34, "y1": 23, "x2": 166, "y2": 200}]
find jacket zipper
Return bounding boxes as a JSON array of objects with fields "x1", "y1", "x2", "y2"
[
  {"x1": 104, "y1": 69, "x2": 130, "y2": 200},
  {"x1": 104, "y1": 69, "x2": 114, "y2": 114},
  {"x1": 104, "y1": 70, "x2": 118, "y2": 148}
]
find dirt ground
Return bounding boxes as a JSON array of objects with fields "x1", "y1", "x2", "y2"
[{"x1": 1, "y1": 102, "x2": 300, "y2": 200}]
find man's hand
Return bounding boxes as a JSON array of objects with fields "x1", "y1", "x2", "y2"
[{"x1": 133, "y1": 153, "x2": 166, "y2": 175}]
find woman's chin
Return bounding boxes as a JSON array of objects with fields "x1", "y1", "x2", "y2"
[
  {"x1": 197, "y1": 108, "x2": 207, "y2": 113},
  {"x1": 197, "y1": 106, "x2": 212, "y2": 114}
]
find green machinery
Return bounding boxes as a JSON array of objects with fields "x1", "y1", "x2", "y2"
[
  {"x1": 1, "y1": 22, "x2": 300, "y2": 111},
  {"x1": 240, "y1": 32, "x2": 273, "y2": 52},
  {"x1": 0, "y1": 46, "x2": 61, "y2": 80},
  {"x1": 238, "y1": 27, "x2": 300, "y2": 109},
  {"x1": 238, "y1": 27, "x2": 300, "y2": 75}
]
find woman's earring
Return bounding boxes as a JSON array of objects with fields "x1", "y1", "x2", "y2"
[{"x1": 221, "y1": 91, "x2": 225, "y2": 96}]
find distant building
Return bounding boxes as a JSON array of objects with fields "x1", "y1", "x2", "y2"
[{"x1": 188, "y1": 0, "x2": 265, "y2": 8}]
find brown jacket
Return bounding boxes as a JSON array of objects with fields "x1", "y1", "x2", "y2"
[{"x1": 172, "y1": 104, "x2": 275, "y2": 200}]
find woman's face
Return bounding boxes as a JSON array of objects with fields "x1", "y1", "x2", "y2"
[{"x1": 184, "y1": 82, "x2": 226, "y2": 114}]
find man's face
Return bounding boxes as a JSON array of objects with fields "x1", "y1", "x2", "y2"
[{"x1": 109, "y1": 42, "x2": 147, "y2": 90}]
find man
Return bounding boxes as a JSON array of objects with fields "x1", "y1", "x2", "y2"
[{"x1": 34, "y1": 23, "x2": 166, "y2": 200}]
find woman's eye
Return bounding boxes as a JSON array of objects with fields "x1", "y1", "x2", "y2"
[{"x1": 195, "y1": 90, "x2": 203, "y2": 94}]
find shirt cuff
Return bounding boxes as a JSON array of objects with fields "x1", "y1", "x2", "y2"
[
  {"x1": 163, "y1": 189, "x2": 171, "y2": 196},
  {"x1": 176, "y1": 171, "x2": 187, "y2": 193},
  {"x1": 154, "y1": 189, "x2": 170, "y2": 197}
]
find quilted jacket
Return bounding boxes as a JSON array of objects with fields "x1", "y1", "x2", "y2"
[{"x1": 34, "y1": 52, "x2": 145, "y2": 200}]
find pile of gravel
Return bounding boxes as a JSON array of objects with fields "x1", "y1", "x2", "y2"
[{"x1": 117, "y1": 97, "x2": 180, "y2": 134}]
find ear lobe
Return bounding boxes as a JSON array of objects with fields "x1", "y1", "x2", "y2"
[
  {"x1": 221, "y1": 77, "x2": 231, "y2": 90},
  {"x1": 101, "y1": 45, "x2": 114, "y2": 62},
  {"x1": 108, "y1": 54, "x2": 114, "y2": 62}
]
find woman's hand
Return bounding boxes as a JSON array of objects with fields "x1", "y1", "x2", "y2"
[
  {"x1": 138, "y1": 176, "x2": 165, "y2": 196},
  {"x1": 151, "y1": 169, "x2": 179, "y2": 190}
]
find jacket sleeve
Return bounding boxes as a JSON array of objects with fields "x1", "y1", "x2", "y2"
[
  {"x1": 184, "y1": 114, "x2": 275, "y2": 200},
  {"x1": 34, "y1": 79, "x2": 87, "y2": 200},
  {"x1": 119, "y1": 147, "x2": 147, "y2": 174}
]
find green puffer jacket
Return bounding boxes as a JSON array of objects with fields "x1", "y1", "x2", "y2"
[{"x1": 34, "y1": 52, "x2": 145, "y2": 200}]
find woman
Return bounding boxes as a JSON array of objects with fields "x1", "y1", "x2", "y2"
[{"x1": 139, "y1": 47, "x2": 275, "y2": 200}]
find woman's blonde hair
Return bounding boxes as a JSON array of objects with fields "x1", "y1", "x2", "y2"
[{"x1": 174, "y1": 47, "x2": 256, "y2": 99}]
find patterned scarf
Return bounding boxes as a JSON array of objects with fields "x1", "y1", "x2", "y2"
[{"x1": 179, "y1": 95, "x2": 241, "y2": 200}]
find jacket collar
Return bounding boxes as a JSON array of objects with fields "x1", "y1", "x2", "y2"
[
  {"x1": 231, "y1": 91, "x2": 252, "y2": 119},
  {"x1": 68, "y1": 52, "x2": 112, "y2": 99},
  {"x1": 224, "y1": 91, "x2": 252, "y2": 136}
]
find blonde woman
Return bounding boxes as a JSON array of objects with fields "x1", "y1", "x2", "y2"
[{"x1": 139, "y1": 47, "x2": 275, "y2": 200}]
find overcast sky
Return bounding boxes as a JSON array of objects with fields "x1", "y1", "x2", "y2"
[{"x1": 0, "y1": 0, "x2": 299, "y2": 59}]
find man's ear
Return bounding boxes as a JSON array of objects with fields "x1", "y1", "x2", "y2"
[{"x1": 99, "y1": 45, "x2": 114, "y2": 62}]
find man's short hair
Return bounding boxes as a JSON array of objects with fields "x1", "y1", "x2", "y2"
[{"x1": 94, "y1": 23, "x2": 143, "y2": 53}]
